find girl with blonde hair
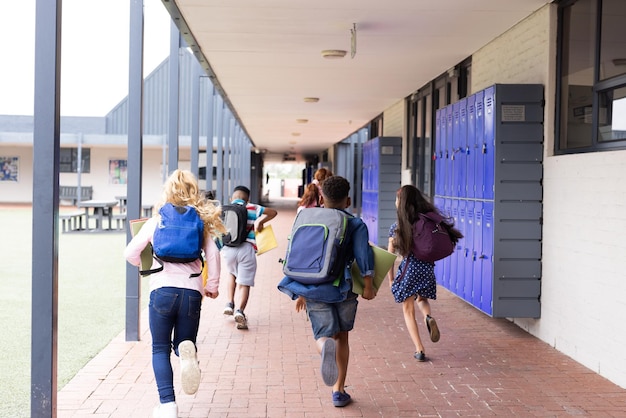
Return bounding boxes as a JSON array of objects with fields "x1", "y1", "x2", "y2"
[{"x1": 124, "y1": 169, "x2": 225, "y2": 418}]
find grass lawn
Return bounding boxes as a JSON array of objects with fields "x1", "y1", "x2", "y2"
[{"x1": 0, "y1": 206, "x2": 149, "y2": 417}]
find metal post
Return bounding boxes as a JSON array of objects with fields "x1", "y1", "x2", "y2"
[
  {"x1": 125, "y1": 0, "x2": 145, "y2": 342},
  {"x1": 167, "y1": 21, "x2": 180, "y2": 174},
  {"x1": 190, "y1": 61, "x2": 200, "y2": 178},
  {"x1": 31, "y1": 0, "x2": 61, "y2": 415}
]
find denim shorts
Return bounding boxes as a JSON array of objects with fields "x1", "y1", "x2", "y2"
[{"x1": 306, "y1": 296, "x2": 358, "y2": 340}]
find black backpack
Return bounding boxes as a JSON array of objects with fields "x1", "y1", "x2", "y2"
[{"x1": 221, "y1": 202, "x2": 249, "y2": 247}]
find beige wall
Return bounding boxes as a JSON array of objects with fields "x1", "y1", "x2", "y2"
[{"x1": 1, "y1": 144, "x2": 178, "y2": 208}]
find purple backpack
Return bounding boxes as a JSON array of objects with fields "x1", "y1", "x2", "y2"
[{"x1": 411, "y1": 211, "x2": 454, "y2": 262}]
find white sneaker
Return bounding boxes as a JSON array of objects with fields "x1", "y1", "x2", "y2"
[
  {"x1": 178, "y1": 340, "x2": 201, "y2": 395},
  {"x1": 153, "y1": 401, "x2": 177, "y2": 418}
]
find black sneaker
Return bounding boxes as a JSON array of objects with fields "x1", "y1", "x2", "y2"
[
  {"x1": 426, "y1": 315, "x2": 440, "y2": 343},
  {"x1": 414, "y1": 351, "x2": 426, "y2": 362}
]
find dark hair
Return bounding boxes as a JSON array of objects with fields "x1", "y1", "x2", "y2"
[
  {"x1": 393, "y1": 185, "x2": 463, "y2": 257},
  {"x1": 233, "y1": 185, "x2": 250, "y2": 196},
  {"x1": 321, "y1": 176, "x2": 349, "y2": 203}
]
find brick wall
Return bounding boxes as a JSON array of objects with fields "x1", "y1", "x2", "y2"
[{"x1": 471, "y1": 3, "x2": 626, "y2": 389}]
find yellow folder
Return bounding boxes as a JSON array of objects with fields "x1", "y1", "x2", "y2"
[
  {"x1": 129, "y1": 218, "x2": 153, "y2": 275},
  {"x1": 351, "y1": 244, "x2": 398, "y2": 295},
  {"x1": 255, "y1": 224, "x2": 278, "y2": 255}
]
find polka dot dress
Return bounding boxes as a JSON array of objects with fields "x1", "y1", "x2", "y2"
[{"x1": 389, "y1": 223, "x2": 437, "y2": 304}]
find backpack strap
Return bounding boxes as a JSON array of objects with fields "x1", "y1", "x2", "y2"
[
  {"x1": 139, "y1": 252, "x2": 164, "y2": 276},
  {"x1": 139, "y1": 251, "x2": 204, "y2": 278}
]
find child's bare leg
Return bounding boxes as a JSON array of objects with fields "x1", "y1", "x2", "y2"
[
  {"x1": 236, "y1": 284, "x2": 250, "y2": 311},
  {"x1": 226, "y1": 273, "x2": 236, "y2": 304},
  {"x1": 333, "y1": 331, "x2": 349, "y2": 393},
  {"x1": 402, "y1": 297, "x2": 424, "y2": 353},
  {"x1": 416, "y1": 296, "x2": 431, "y2": 319}
]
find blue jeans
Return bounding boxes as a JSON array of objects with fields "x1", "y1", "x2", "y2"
[{"x1": 149, "y1": 287, "x2": 203, "y2": 403}]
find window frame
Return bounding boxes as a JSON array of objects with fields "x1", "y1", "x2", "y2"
[
  {"x1": 59, "y1": 147, "x2": 91, "y2": 173},
  {"x1": 555, "y1": 0, "x2": 626, "y2": 153}
]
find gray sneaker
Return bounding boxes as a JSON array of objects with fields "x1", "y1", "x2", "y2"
[
  {"x1": 223, "y1": 302, "x2": 234, "y2": 316},
  {"x1": 320, "y1": 338, "x2": 338, "y2": 386},
  {"x1": 234, "y1": 309, "x2": 248, "y2": 330}
]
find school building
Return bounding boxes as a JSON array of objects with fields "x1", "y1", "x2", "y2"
[{"x1": 3, "y1": 0, "x2": 626, "y2": 414}]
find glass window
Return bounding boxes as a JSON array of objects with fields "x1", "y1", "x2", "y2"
[
  {"x1": 60, "y1": 148, "x2": 90, "y2": 173},
  {"x1": 597, "y1": 85, "x2": 626, "y2": 141},
  {"x1": 599, "y1": 0, "x2": 626, "y2": 80},
  {"x1": 557, "y1": 0, "x2": 626, "y2": 152}
]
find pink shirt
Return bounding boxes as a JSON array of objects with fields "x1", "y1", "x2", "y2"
[{"x1": 123, "y1": 216, "x2": 221, "y2": 294}]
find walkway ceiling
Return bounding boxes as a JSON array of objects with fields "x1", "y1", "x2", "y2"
[{"x1": 163, "y1": 0, "x2": 551, "y2": 161}]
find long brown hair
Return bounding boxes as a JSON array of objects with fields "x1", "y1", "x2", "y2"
[
  {"x1": 297, "y1": 183, "x2": 320, "y2": 208},
  {"x1": 392, "y1": 185, "x2": 462, "y2": 257}
]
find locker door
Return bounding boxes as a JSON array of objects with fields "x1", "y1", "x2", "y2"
[
  {"x1": 457, "y1": 98, "x2": 468, "y2": 198},
  {"x1": 451, "y1": 102, "x2": 460, "y2": 197},
  {"x1": 474, "y1": 90, "x2": 485, "y2": 199},
  {"x1": 456, "y1": 199, "x2": 467, "y2": 298},
  {"x1": 439, "y1": 198, "x2": 453, "y2": 289},
  {"x1": 434, "y1": 109, "x2": 446, "y2": 196},
  {"x1": 483, "y1": 86, "x2": 495, "y2": 200},
  {"x1": 464, "y1": 200, "x2": 475, "y2": 303},
  {"x1": 472, "y1": 201, "x2": 483, "y2": 309},
  {"x1": 466, "y1": 94, "x2": 476, "y2": 199},
  {"x1": 481, "y1": 202, "x2": 494, "y2": 315},
  {"x1": 446, "y1": 107, "x2": 454, "y2": 196},
  {"x1": 448, "y1": 199, "x2": 460, "y2": 293}
]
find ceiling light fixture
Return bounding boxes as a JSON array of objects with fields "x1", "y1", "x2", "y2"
[
  {"x1": 303, "y1": 97, "x2": 319, "y2": 103},
  {"x1": 321, "y1": 49, "x2": 347, "y2": 59}
]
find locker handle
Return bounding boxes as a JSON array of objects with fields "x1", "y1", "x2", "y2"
[{"x1": 482, "y1": 143, "x2": 487, "y2": 154}]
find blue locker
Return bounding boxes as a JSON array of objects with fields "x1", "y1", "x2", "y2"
[
  {"x1": 466, "y1": 94, "x2": 476, "y2": 199},
  {"x1": 434, "y1": 84, "x2": 543, "y2": 318},
  {"x1": 361, "y1": 137, "x2": 402, "y2": 246},
  {"x1": 435, "y1": 198, "x2": 452, "y2": 290},
  {"x1": 471, "y1": 201, "x2": 483, "y2": 309},
  {"x1": 483, "y1": 86, "x2": 495, "y2": 200},
  {"x1": 456, "y1": 200, "x2": 467, "y2": 297},
  {"x1": 464, "y1": 200, "x2": 475, "y2": 302},
  {"x1": 433, "y1": 197, "x2": 446, "y2": 287},
  {"x1": 435, "y1": 109, "x2": 444, "y2": 196},
  {"x1": 457, "y1": 98, "x2": 468, "y2": 198},
  {"x1": 448, "y1": 199, "x2": 460, "y2": 293},
  {"x1": 451, "y1": 102, "x2": 460, "y2": 197},
  {"x1": 481, "y1": 202, "x2": 494, "y2": 315},
  {"x1": 474, "y1": 90, "x2": 485, "y2": 199},
  {"x1": 445, "y1": 107, "x2": 454, "y2": 196}
]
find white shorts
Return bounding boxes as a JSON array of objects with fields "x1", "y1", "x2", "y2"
[{"x1": 221, "y1": 243, "x2": 257, "y2": 286}]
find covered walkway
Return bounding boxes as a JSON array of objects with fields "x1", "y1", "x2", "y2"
[{"x1": 57, "y1": 199, "x2": 626, "y2": 417}]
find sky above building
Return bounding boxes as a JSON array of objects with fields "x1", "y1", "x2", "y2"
[{"x1": 0, "y1": 0, "x2": 170, "y2": 117}]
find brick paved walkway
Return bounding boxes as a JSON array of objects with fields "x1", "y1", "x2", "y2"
[{"x1": 57, "y1": 199, "x2": 626, "y2": 417}]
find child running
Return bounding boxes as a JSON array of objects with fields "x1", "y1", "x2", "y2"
[
  {"x1": 278, "y1": 175, "x2": 376, "y2": 407},
  {"x1": 387, "y1": 185, "x2": 462, "y2": 362}
]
